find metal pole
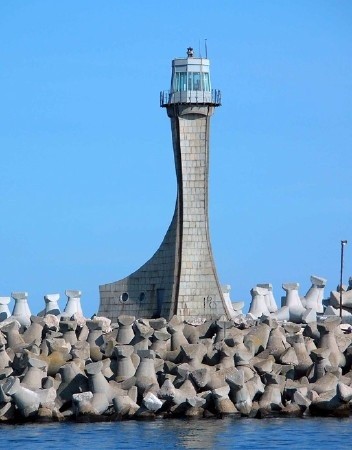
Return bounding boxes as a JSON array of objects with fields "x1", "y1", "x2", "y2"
[{"x1": 340, "y1": 240, "x2": 348, "y2": 318}]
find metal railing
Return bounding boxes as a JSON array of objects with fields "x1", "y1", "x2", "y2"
[{"x1": 160, "y1": 89, "x2": 221, "y2": 107}]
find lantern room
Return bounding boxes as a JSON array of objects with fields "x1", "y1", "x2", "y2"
[{"x1": 160, "y1": 47, "x2": 221, "y2": 106}]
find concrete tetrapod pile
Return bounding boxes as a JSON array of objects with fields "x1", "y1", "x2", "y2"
[
  {"x1": 248, "y1": 276, "x2": 327, "y2": 323},
  {"x1": 326, "y1": 277, "x2": 352, "y2": 318},
  {"x1": 247, "y1": 275, "x2": 352, "y2": 324},
  {"x1": 1, "y1": 311, "x2": 352, "y2": 422}
]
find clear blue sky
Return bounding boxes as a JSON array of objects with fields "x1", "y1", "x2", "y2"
[{"x1": 1, "y1": 1, "x2": 351, "y2": 317}]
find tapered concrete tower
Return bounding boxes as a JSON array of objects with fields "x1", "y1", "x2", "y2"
[{"x1": 99, "y1": 48, "x2": 233, "y2": 322}]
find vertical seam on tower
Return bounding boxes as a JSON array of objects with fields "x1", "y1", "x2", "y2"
[
  {"x1": 173, "y1": 105, "x2": 183, "y2": 315},
  {"x1": 204, "y1": 105, "x2": 231, "y2": 320}
]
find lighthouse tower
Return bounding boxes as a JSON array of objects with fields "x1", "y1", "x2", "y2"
[{"x1": 98, "y1": 48, "x2": 233, "y2": 322}]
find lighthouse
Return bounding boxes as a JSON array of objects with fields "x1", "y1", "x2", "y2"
[{"x1": 98, "y1": 48, "x2": 233, "y2": 322}]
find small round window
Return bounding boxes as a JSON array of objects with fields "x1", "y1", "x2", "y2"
[
  {"x1": 120, "y1": 292, "x2": 129, "y2": 302},
  {"x1": 139, "y1": 292, "x2": 146, "y2": 302}
]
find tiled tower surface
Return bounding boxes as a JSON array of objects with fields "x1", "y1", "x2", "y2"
[{"x1": 99, "y1": 48, "x2": 233, "y2": 322}]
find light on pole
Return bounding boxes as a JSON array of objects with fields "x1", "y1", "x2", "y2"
[{"x1": 340, "y1": 240, "x2": 348, "y2": 318}]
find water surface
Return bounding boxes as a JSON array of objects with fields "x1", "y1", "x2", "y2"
[{"x1": 0, "y1": 417, "x2": 351, "y2": 449}]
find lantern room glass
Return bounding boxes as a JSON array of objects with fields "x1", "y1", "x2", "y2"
[{"x1": 172, "y1": 71, "x2": 211, "y2": 92}]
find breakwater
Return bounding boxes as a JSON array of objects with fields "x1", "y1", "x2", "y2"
[{"x1": 1, "y1": 311, "x2": 352, "y2": 423}]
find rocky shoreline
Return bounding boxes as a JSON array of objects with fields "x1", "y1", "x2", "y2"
[{"x1": 1, "y1": 310, "x2": 352, "y2": 423}]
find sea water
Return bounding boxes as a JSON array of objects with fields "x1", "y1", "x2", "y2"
[{"x1": 0, "y1": 417, "x2": 351, "y2": 450}]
